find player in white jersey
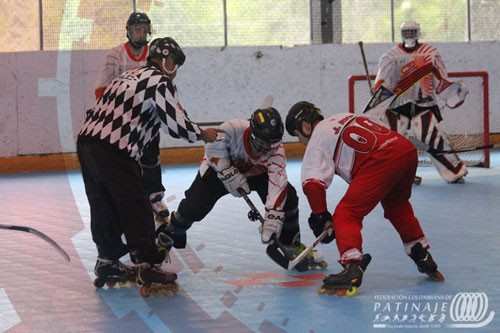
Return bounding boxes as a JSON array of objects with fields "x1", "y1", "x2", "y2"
[
  {"x1": 95, "y1": 12, "x2": 151, "y2": 100},
  {"x1": 159, "y1": 108, "x2": 327, "y2": 271},
  {"x1": 95, "y1": 12, "x2": 171, "y2": 224},
  {"x1": 286, "y1": 101, "x2": 444, "y2": 296},
  {"x1": 371, "y1": 21, "x2": 468, "y2": 184}
]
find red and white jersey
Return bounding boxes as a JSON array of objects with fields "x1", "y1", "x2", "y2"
[
  {"x1": 374, "y1": 43, "x2": 451, "y2": 108},
  {"x1": 200, "y1": 119, "x2": 288, "y2": 211},
  {"x1": 302, "y1": 113, "x2": 410, "y2": 213},
  {"x1": 95, "y1": 42, "x2": 149, "y2": 99}
]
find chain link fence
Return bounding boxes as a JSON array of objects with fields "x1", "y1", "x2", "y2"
[{"x1": 1, "y1": 0, "x2": 499, "y2": 53}]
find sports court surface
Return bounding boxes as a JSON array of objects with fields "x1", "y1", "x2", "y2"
[{"x1": 1, "y1": 153, "x2": 499, "y2": 333}]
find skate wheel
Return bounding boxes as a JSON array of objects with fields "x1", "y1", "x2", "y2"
[
  {"x1": 414, "y1": 176, "x2": 422, "y2": 185},
  {"x1": 106, "y1": 281, "x2": 116, "y2": 288},
  {"x1": 94, "y1": 278, "x2": 105, "y2": 288},
  {"x1": 140, "y1": 286, "x2": 151, "y2": 297},
  {"x1": 332, "y1": 287, "x2": 358, "y2": 297},
  {"x1": 318, "y1": 286, "x2": 358, "y2": 297},
  {"x1": 319, "y1": 261, "x2": 328, "y2": 269},
  {"x1": 344, "y1": 287, "x2": 358, "y2": 297},
  {"x1": 429, "y1": 271, "x2": 445, "y2": 282}
]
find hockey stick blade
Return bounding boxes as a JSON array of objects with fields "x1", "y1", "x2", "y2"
[
  {"x1": 288, "y1": 228, "x2": 331, "y2": 271},
  {"x1": 0, "y1": 224, "x2": 71, "y2": 262},
  {"x1": 266, "y1": 242, "x2": 289, "y2": 269},
  {"x1": 430, "y1": 144, "x2": 494, "y2": 155}
]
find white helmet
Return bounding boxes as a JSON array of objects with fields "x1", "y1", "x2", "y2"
[{"x1": 400, "y1": 21, "x2": 421, "y2": 49}]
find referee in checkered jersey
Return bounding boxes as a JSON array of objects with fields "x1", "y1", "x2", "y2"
[{"x1": 77, "y1": 37, "x2": 219, "y2": 273}]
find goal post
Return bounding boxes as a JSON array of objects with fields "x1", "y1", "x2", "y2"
[{"x1": 348, "y1": 71, "x2": 490, "y2": 168}]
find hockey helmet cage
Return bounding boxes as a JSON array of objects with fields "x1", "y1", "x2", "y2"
[
  {"x1": 286, "y1": 101, "x2": 323, "y2": 137},
  {"x1": 148, "y1": 37, "x2": 186, "y2": 67},
  {"x1": 126, "y1": 12, "x2": 151, "y2": 48},
  {"x1": 249, "y1": 107, "x2": 284, "y2": 152},
  {"x1": 400, "y1": 21, "x2": 421, "y2": 49}
]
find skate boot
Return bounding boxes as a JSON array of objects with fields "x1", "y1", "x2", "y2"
[
  {"x1": 136, "y1": 264, "x2": 179, "y2": 297},
  {"x1": 93, "y1": 258, "x2": 136, "y2": 289},
  {"x1": 150, "y1": 194, "x2": 170, "y2": 225},
  {"x1": 283, "y1": 241, "x2": 328, "y2": 272},
  {"x1": 449, "y1": 177, "x2": 465, "y2": 184},
  {"x1": 319, "y1": 253, "x2": 372, "y2": 297},
  {"x1": 409, "y1": 243, "x2": 445, "y2": 282}
]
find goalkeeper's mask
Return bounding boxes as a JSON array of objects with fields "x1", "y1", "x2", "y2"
[
  {"x1": 400, "y1": 21, "x2": 421, "y2": 50},
  {"x1": 286, "y1": 101, "x2": 324, "y2": 139}
]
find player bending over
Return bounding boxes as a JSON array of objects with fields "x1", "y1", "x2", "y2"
[{"x1": 286, "y1": 101, "x2": 444, "y2": 296}]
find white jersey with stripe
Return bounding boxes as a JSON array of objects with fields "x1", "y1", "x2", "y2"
[
  {"x1": 301, "y1": 113, "x2": 399, "y2": 187},
  {"x1": 200, "y1": 119, "x2": 288, "y2": 211},
  {"x1": 95, "y1": 42, "x2": 148, "y2": 90},
  {"x1": 374, "y1": 43, "x2": 450, "y2": 108}
]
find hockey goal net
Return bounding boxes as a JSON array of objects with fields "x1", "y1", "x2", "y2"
[{"x1": 348, "y1": 71, "x2": 490, "y2": 168}]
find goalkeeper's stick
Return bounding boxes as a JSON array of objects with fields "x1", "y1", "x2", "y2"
[
  {"x1": 430, "y1": 144, "x2": 494, "y2": 155},
  {"x1": 0, "y1": 224, "x2": 70, "y2": 262}
]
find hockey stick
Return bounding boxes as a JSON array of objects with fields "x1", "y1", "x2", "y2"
[
  {"x1": 358, "y1": 41, "x2": 373, "y2": 95},
  {"x1": 238, "y1": 189, "x2": 291, "y2": 270},
  {"x1": 0, "y1": 224, "x2": 70, "y2": 262},
  {"x1": 288, "y1": 227, "x2": 331, "y2": 271},
  {"x1": 429, "y1": 144, "x2": 494, "y2": 155}
]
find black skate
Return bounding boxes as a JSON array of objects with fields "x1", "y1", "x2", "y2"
[
  {"x1": 449, "y1": 177, "x2": 465, "y2": 184},
  {"x1": 414, "y1": 175, "x2": 422, "y2": 185},
  {"x1": 93, "y1": 258, "x2": 136, "y2": 289},
  {"x1": 409, "y1": 243, "x2": 445, "y2": 282},
  {"x1": 136, "y1": 265, "x2": 178, "y2": 297},
  {"x1": 319, "y1": 253, "x2": 372, "y2": 297}
]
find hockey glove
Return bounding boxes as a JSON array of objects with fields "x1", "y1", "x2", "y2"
[
  {"x1": 308, "y1": 211, "x2": 335, "y2": 244},
  {"x1": 217, "y1": 165, "x2": 250, "y2": 197},
  {"x1": 261, "y1": 209, "x2": 284, "y2": 244}
]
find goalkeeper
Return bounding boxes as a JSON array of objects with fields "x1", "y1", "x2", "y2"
[{"x1": 370, "y1": 21, "x2": 468, "y2": 184}]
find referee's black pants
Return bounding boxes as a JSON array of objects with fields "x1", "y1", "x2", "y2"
[{"x1": 77, "y1": 137, "x2": 158, "y2": 261}]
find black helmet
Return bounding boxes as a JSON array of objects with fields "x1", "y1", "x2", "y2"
[
  {"x1": 148, "y1": 37, "x2": 186, "y2": 67},
  {"x1": 285, "y1": 101, "x2": 323, "y2": 136},
  {"x1": 126, "y1": 12, "x2": 151, "y2": 48},
  {"x1": 249, "y1": 107, "x2": 284, "y2": 152}
]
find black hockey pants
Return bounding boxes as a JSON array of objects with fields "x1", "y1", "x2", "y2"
[{"x1": 175, "y1": 167, "x2": 300, "y2": 246}]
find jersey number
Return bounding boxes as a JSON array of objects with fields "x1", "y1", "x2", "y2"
[{"x1": 341, "y1": 117, "x2": 390, "y2": 153}]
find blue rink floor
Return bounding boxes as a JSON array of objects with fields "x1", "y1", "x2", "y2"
[{"x1": 1, "y1": 153, "x2": 500, "y2": 333}]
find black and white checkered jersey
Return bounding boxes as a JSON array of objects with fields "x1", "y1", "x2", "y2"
[{"x1": 79, "y1": 65, "x2": 202, "y2": 160}]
